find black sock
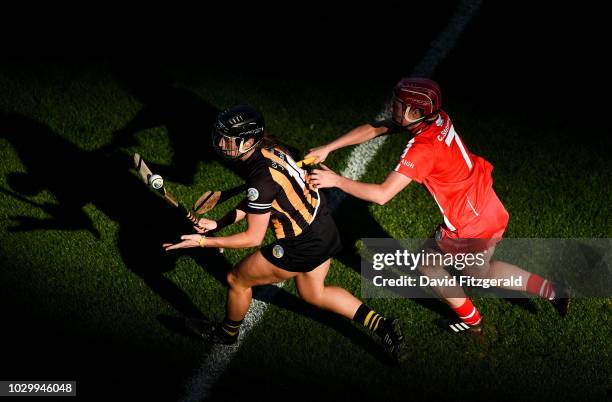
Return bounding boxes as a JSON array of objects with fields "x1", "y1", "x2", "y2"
[
  {"x1": 353, "y1": 304, "x2": 387, "y2": 337},
  {"x1": 221, "y1": 317, "x2": 243, "y2": 339}
]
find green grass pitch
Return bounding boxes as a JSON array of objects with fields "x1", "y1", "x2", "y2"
[{"x1": 0, "y1": 11, "x2": 610, "y2": 402}]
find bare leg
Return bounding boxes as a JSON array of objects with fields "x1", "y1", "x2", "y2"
[
  {"x1": 419, "y1": 255, "x2": 483, "y2": 328},
  {"x1": 463, "y1": 245, "x2": 532, "y2": 292},
  {"x1": 460, "y1": 244, "x2": 569, "y2": 315},
  {"x1": 487, "y1": 261, "x2": 531, "y2": 291},
  {"x1": 294, "y1": 259, "x2": 363, "y2": 319},
  {"x1": 295, "y1": 259, "x2": 404, "y2": 361},
  {"x1": 226, "y1": 251, "x2": 297, "y2": 321},
  {"x1": 417, "y1": 249, "x2": 468, "y2": 309}
]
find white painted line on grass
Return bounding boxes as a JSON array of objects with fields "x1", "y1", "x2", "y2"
[
  {"x1": 180, "y1": 2, "x2": 481, "y2": 400},
  {"x1": 329, "y1": 0, "x2": 482, "y2": 209},
  {"x1": 180, "y1": 286, "x2": 278, "y2": 402}
]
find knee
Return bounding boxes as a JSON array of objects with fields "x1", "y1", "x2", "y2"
[
  {"x1": 464, "y1": 262, "x2": 491, "y2": 279},
  {"x1": 298, "y1": 288, "x2": 324, "y2": 307},
  {"x1": 226, "y1": 269, "x2": 245, "y2": 290}
]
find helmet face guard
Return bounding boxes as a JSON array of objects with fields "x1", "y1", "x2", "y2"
[
  {"x1": 212, "y1": 130, "x2": 261, "y2": 160},
  {"x1": 392, "y1": 78, "x2": 442, "y2": 126},
  {"x1": 212, "y1": 105, "x2": 265, "y2": 160},
  {"x1": 392, "y1": 97, "x2": 426, "y2": 126},
  {"x1": 212, "y1": 130, "x2": 241, "y2": 159}
]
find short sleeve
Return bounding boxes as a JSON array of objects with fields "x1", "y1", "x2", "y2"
[
  {"x1": 394, "y1": 138, "x2": 434, "y2": 183},
  {"x1": 244, "y1": 171, "x2": 279, "y2": 214}
]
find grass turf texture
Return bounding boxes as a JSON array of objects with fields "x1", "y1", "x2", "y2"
[{"x1": 1, "y1": 11, "x2": 611, "y2": 402}]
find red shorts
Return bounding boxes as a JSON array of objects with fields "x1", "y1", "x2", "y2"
[{"x1": 436, "y1": 191, "x2": 509, "y2": 254}]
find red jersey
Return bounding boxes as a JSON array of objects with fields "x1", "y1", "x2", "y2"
[{"x1": 394, "y1": 110, "x2": 508, "y2": 238}]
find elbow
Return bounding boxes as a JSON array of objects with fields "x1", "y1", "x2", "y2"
[
  {"x1": 372, "y1": 125, "x2": 388, "y2": 139},
  {"x1": 374, "y1": 193, "x2": 390, "y2": 206}
]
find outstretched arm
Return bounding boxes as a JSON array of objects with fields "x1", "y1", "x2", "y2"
[
  {"x1": 163, "y1": 212, "x2": 270, "y2": 251},
  {"x1": 309, "y1": 165, "x2": 412, "y2": 205},
  {"x1": 304, "y1": 120, "x2": 397, "y2": 163}
]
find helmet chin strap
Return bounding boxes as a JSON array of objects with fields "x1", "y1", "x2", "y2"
[
  {"x1": 237, "y1": 138, "x2": 262, "y2": 155},
  {"x1": 403, "y1": 106, "x2": 426, "y2": 124},
  {"x1": 407, "y1": 112, "x2": 440, "y2": 135}
]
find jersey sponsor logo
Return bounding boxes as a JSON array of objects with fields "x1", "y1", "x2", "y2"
[
  {"x1": 402, "y1": 159, "x2": 415, "y2": 169},
  {"x1": 247, "y1": 187, "x2": 260, "y2": 201},
  {"x1": 272, "y1": 244, "x2": 284, "y2": 258}
]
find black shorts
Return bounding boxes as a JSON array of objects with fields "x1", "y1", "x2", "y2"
[{"x1": 260, "y1": 210, "x2": 343, "y2": 272}]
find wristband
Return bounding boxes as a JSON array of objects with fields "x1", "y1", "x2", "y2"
[
  {"x1": 212, "y1": 209, "x2": 238, "y2": 232},
  {"x1": 199, "y1": 235, "x2": 206, "y2": 248}
]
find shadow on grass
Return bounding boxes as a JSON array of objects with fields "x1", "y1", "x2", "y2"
[
  {"x1": 330, "y1": 191, "x2": 541, "y2": 318},
  {"x1": 157, "y1": 283, "x2": 396, "y2": 366},
  {"x1": 0, "y1": 106, "x2": 541, "y2": 379},
  {"x1": 0, "y1": 110, "x2": 231, "y2": 319},
  {"x1": 0, "y1": 109, "x2": 234, "y2": 399},
  {"x1": 331, "y1": 194, "x2": 453, "y2": 317},
  {"x1": 254, "y1": 284, "x2": 395, "y2": 365},
  {"x1": 107, "y1": 63, "x2": 222, "y2": 185},
  {"x1": 0, "y1": 109, "x2": 400, "y2": 369}
]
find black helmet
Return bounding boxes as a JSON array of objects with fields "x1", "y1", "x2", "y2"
[{"x1": 212, "y1": 105, "x2": 265, "y2": 160}]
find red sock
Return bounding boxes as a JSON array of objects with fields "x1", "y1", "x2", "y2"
[
  {"x1": 452, "y1": 298, "x2": 482, "y2": 326},
  {"x1": 526, "y1": 274, "x2": 555, "y2": 300}
]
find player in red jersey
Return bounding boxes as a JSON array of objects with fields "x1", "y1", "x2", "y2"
[{"x1": 306, "y1": 78, "x2": 570, "y2": 334}]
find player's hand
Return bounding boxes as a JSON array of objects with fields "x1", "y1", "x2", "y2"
[
  {"x1": 304, "y1": 145, "x2": 331, "y2": 164},
  {"x1": 309, "y1": 164, "x2": 340, "y2": 189},
  {"x1": 163, "y1": 234, "x2": 202, "y2": 251},
  {"x1": 194, "y1": 218, "x2": 217, "y2": 233}
]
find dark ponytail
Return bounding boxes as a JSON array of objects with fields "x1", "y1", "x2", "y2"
[{"x1": 258, "y1": 132, "x2": 295, "y2": 158}]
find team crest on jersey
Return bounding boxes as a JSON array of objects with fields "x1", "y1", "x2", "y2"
[
  {"x1": 247, "y1": 188, "x2": 259, "y2": 201},
  {"x1": 272, "y1": 244, "x2": 284, "y2": 258}
]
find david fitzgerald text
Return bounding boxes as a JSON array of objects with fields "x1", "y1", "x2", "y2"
[{"x1": 372, "y1": 275, "x2": 523, "y2": 289}]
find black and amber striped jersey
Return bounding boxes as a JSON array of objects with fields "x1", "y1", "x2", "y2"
[{"x1": 239, "y1": 147, "x2": 321, "y2": 239}]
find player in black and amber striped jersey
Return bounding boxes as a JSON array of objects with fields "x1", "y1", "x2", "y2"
[
  {"x1": 244, "y1": 146, "x2": 319, "y2": 239},
  {"x1": 164, "y1": 105, "x2": 403, "y2": 362}
]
